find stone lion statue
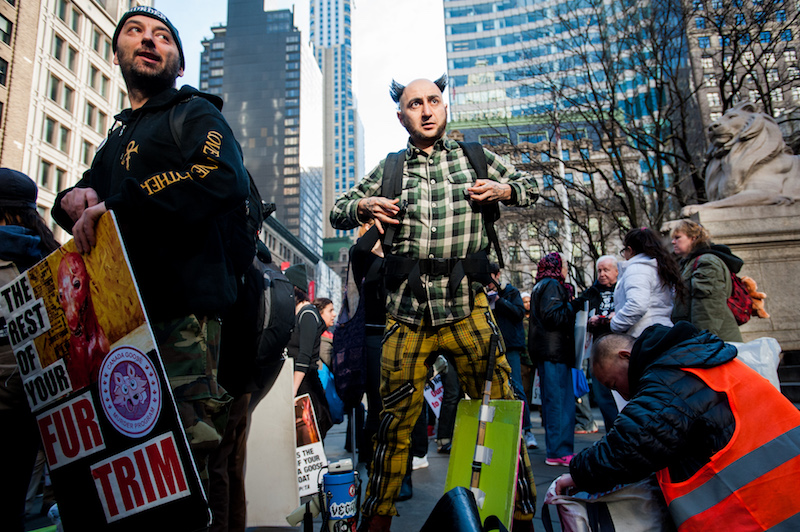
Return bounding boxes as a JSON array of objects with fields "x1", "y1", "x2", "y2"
[{"x1": 682, "y1": 101, "x2": 800, "y2": 215}]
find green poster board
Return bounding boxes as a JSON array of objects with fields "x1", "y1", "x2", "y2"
[{"x1": 444, "y1": 399, "x2": 523, "y2": 529}]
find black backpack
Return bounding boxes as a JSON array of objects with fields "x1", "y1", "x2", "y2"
[
  {"x1": 331, "y1": 226, "x2": 381, "y2": 409},
  {"x1": 219, "y1": 240, "x2": 295, "y2": 396}
]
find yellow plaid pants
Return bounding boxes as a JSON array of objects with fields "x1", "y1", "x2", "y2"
[{"x1": 362, "y1": 292, "x2": 537, "y2": 518}]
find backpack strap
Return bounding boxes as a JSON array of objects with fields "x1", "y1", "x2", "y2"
[
  {"x1": 380, "y1": 150, "x2": 407, "y2": 250},
  {"x1": 167, "y1": 95, "x2": 197, "y2": 149},
  {"x1": 458, "y1": 141, "x2": 504, "y2": 268}
]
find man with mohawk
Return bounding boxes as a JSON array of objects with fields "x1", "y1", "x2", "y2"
[{"x1": 331, "y1": 76, "x2": 539, "y2": 531}]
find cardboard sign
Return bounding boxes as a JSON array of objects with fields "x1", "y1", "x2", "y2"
[
  {"x1": 424, "y1": 373, "x2": 444, "y2": 418},
  {"x1": 0, "y1": 212, "x2": 207, "y2": 531},
  {"x1": 295, "y1": 393, "x2": 327, "y2": 497}
]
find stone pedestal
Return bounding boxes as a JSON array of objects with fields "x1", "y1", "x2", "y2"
[{"x1": 692, "y1": 204, "x2": 800, "y2": 351}]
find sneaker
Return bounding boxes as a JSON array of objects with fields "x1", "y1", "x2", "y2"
[
  {"x1": 524, "y1": 431, "x2": 538, "y2": 449},
  {"x1": 545, "y1": 454, "x2": 574, "y2": 466},
  {"x1": 412, "y1": 455, "x2": 429, "y2": 470},
  {"x1": 437, "y1": 440, "x2": 452, "y2": 454}
]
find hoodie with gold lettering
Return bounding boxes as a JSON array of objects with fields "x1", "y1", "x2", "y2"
[{"x1": 54, "y1": 85, "x2": 249, "y2": 321}]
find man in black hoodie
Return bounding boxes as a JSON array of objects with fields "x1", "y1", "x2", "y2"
[
  {"x1": 52, "y1": 6, "x2": 249, "y2": 482},
  {"x1": 556, "y1": 323, "x2": 800, "y2": 529}
]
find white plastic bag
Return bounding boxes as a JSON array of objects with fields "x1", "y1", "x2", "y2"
[
  {"x1": 542, "y1": 475, "x2": 674, "y2": 532},
  {"x1": 729, "y1": 337, "x2": 782, "y2": 390}
]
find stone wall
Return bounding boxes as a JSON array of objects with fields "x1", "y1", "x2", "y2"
[{"x1": 692, "y1": 204, "x2": 800, "y2": 351}]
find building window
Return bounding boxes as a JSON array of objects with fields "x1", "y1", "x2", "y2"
[
  {"x1": 749, "y1": 89, "x2": 760, "y2": 101},
  {"x1": 782, "y1": 29, "x2": 793, "y2": 41},
  {"x1": 788, "y1": 67, "x2": 799, "y2": 80},
  {"x1": 698, "y1": 36, "x2": 711, "y2": 48},
  {"x1": 48, "y1": 75, "x2": 61, "y2": 102},
  {"x1": 85, "y1": 102, "x2": 96, "y2": 128},
  {"x1": 760, "y1": 31, "x2": 772, "y2": 43},
  {"x1": 701, "y1": 56, "x2": 713, "y2": 69},
  {"x1": 39, "y1": 160, "x2": 52, "y2": 189},
  {"x1": 43, "y1": 116, "x2": 57, "y2": 145},
  {"x1": 0, "y1": 14, "x2": 12, "y2": 45},
  {"x1": 767, "y1": 69, "x2": 779, "y2": 82},
  {"x1": 771, "y1": 88, "x2": 784, "y2": 102},
  {"x1": 704, "y1": 74, "x2": 717, "y2": 87},
  {"x1": 777, "y1": 9, "x2": 787, "y2": 22},
  {"x1": 97, "y1": 111, "x2": 107, "y2": 135},
  {"x1": 70, "y1": 7, "x2": 81, "y2": 33},
  {"x1": 742, "y1": 51, "x2": 754, "y2": 64},
  {"x1": 792, "y1": 87, "x2": 800, "y2": 101},
  {"x1": 543, "y1": 174, "x2": 554, "y2": 190},
  {"x1": 734, "y1": 13, "x2": 745, "y2": 25},
  {"x1": 81, "y1": 140, "x2": 94, "y2": 165},
  {"x1": 56, "y1": 0, "x2": 68, "y2": 21},
  {"x1": 707, "y1": 92, "x2": 721, "y2": 107},
  {"x1": 709, "y1": 112, "x2": 722, "y2": 121},
  {"x1": 785, "y1": 49, "x2": 797, "y2": 62},
  {"x1": 88, "y1": 64, "x2": 99, "y2": 90},
  {"x1": 0, "y1": 58, "x2": 7, "y2": 85},
  {"x1": 695, "y1": 17, "x2": 705, "y2": 29},
  {"x1": 58, "y1": 125, "x2": 70, "y2": 152}
]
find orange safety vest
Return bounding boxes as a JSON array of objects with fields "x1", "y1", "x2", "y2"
[{"x1": 657, "y1": 358, "x2": 800, "y2": 531}]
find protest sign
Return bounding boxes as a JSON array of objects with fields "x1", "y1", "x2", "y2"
[
  {"x1": 0, "y1": 212, "x2": 207, "y2": 531},
  {"x1": 295, "y1": 393, "x2": 327, "y2": 497},
  {"x1": 424, "y1": 373, "x2": 444, "y2": 418}
]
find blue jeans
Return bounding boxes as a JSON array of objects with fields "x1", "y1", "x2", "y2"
[
  {"x1": 506, "y1": 349, "x2": 531, "y2": 431},
  {"x1": 589, "y1": 362, "x2": 619, "y2": 432},
  {"x1": 537, "y1": 361, "x2": 575, "y2": 458}
]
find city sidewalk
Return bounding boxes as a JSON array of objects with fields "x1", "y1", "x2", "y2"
[
  {"x1": 314, "y1": 407, "x2": 605, "y2": 532},
  {"x1": 24, "y1": 408, "x2": 606, "y2": 532}
]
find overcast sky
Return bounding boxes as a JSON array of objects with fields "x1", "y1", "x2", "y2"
[{"x1": 153, "y1": 0, "x2": 447, "y2": 169}]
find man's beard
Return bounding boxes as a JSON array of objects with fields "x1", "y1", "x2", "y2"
[{"x1": 119, "y1": 49, "x2": 181, "y2": 99}]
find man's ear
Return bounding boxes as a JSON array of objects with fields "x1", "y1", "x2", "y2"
[
  {"x1": 177, "y1": 67, "x2": 185, "y2": 78},
  {"x1": 397, "y1": 110, "x2": 403, "y2": 126},
  {"x1": 619, "y1": 349, "x2": 631, "y2": 361},
  {"x1": 113, "y1": 52, "x2": 119, "y2": 66}
]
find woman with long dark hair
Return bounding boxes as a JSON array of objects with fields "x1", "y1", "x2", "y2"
[
  {"x1": 284, "y1": 265, "x2": 333, "y2": 438},
  {"x1": 0, "y1": 169, "x2": 59, "y2": 531},
  {"x1": 611, "y1": 228, "x2": 683, "y2": 337},
  {"x1": 528, "y1": 252, "x2": 576, "y2": 466}
]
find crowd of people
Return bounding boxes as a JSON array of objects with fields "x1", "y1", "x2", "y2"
[{"x1": 1, "y1": 6, "x2": 798, "y2": 532}]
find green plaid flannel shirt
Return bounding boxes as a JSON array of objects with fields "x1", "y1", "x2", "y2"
[{"x1": 330, "y1": 137, "x2": 539, "y2": 327}]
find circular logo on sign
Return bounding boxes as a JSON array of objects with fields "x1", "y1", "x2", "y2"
[
  {"x1": 98, "y1": 346, "x2": 161, "y2": 438},
  {"x1": 348, "y1": 484, "x2": 356, "y2": 497}
]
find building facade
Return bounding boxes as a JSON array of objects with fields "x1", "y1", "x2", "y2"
[
  {"x1": 200, "y1": 2, "x2": 324, "y2": 255},
  {"x1": 685, "y1": 0, "x2": 800, "y2": 126},
  {"x1": 309, "y1": 0, "x2": 364, "y2": 239},
  {"x1": 3, "y1": 0, "x2": 151, "y2": 242}
]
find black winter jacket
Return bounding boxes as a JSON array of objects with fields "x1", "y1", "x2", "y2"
[
  {"x1": 528, "y1": 278, "x2": 575, "y2": 365},
  {"x1": 570, "y1": 322, "x2": 736, "y2": 493},
  {"x1": 493, "y1": 283, "x2": 526, "y2": 351},
  {"x1": 53, "y1": 86, "x2": 249, "y2": 321}
]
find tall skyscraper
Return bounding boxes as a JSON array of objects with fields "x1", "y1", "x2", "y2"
[
  {"x1": 309, "y1": 0, "x2": 364, "y2": 239},
  {"x1": 3, "y1": 0, "x2": 152, "y2": 242},
  {"x1": 200, "y1": 2, "x2": 324, "y2": 254}
]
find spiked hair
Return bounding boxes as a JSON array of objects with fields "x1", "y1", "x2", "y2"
[{"x1": 390, "y1": 74, "x2": 448, "y2": 104}]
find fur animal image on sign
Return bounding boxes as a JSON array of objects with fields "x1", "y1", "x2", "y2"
[
  {"x1": 57, "y1": 252, "x2": 110, "y2": 389},
  {"x1": 113, "y1": 363, "x2": 148, "y2": 413},
  {"x1": 683, "y1": 101, "x2": 800, "y2": 215}
]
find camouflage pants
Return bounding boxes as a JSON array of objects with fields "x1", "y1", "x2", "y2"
[{"x1": 152, "y1": 315, "x2": 232, "y2": 480}]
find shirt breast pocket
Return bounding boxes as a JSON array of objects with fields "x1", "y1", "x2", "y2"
[{"x1": 447, "y1": 168, "x2": 475, "y2": 214}]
